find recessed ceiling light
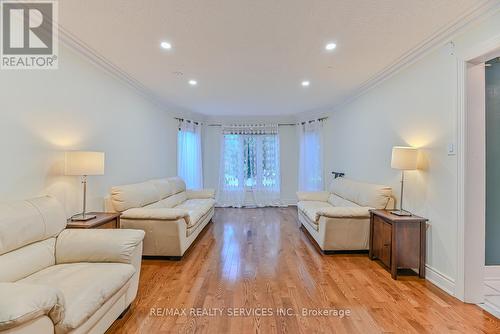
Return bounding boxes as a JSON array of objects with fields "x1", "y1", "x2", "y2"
[
  {"x1": 160, "y1": 41, "x2": 172, "y2": 50},
  {"x1": 301, "y1": 80, "x2": 310, "y2": 87},
  {"x1": 325, "y1": 42, "x2": 337, "y2": 51},
  {"x1": 189, "y1": 80, "x2": 198, "y2": 86}
]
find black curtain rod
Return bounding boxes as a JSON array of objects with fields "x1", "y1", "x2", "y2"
[
  {"x1": 175, "y1": 117, "x2": 201, "y2": 124},
  {"x1": 176, "y1": 117, "x2": 328, "y2": 127},
  {"x1": 207, "y1": 123, "x2": 296, "y2": 127}
]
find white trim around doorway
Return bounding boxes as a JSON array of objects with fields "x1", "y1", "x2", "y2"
[{"x1": 456, "y1": 33, "x2": 500, "y2": 304}]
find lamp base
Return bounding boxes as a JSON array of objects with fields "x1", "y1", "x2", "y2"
[
  {"x1": 71, "y1": 213, "x2": 97, "y2": 221},
  {"x1": 390, "y1": 209, "x2": 412, "y2": 216}
]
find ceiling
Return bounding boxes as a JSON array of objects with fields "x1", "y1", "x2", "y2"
[{"x1": 59, "y1": 0, "x2": 487, "y2": 117}]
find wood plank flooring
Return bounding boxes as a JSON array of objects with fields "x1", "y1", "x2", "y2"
[{"x1": 108, "y1": 207, "x2": 499, "y2": 334}]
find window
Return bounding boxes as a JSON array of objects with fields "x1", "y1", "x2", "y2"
[
  {"x1": 217, "y1": 125, "x2": 280, "y2": 207},
  {"x1": 222, "y1": 134, "x2": 240, "y2": 187},
  {"x1": 222, "y1": 134, "x2": 278, "y2": 188}
]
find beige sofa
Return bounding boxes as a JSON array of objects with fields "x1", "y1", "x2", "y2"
[
  {"x1": 105, "y1": 177, "x2": 215, "y2": 258},
  {"x1": 0, "y1": 196, "x2": 145, "y2": 334},
  {"x1": 297, "y1": 177, "x2": 394, "y2": 252}
]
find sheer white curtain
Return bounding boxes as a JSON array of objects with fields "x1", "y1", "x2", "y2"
[
  {"x1": 177, "y1": 120, "x2": 203, "y2": 189},
  {"x1": 298, "y1": 120, "x2": 324, "y2": 191},
  {"x1": 252, "y1": 134, "x2": 280, "y2": 206},
  {"x1": 217, "y1": 124, "x2": 281, "y2": 207},
  {"x1": 217, "y1": 133, "x2": 246, "y2": 207}
]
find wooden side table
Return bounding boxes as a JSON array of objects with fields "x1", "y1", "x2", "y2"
[
  {"x1": 66, "y1": 212, "x2": 121, "y2": 229},
  {"x1": 369, "y1": 209, "x2": 428, "y2": 280}
]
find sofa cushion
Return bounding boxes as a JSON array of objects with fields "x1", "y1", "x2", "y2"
[
  {"x1": 327, "y1": 194, "x2": 360, "y2": 208},
  {"x1": 111, "y1": 182, "x2": 161, "y2": 212},
  {"x1": 0, "y1": 196, "x2": 66, "y2": 256},
  {"x1": 296, "y1": 191, "x2": 330, "y2": 202},
  {"x1": 329, "y1": 178, "x2": 392, "y2": 209},
  {"x1": 142, "y1": 201, "x2": 165, "y2": 209},
  {"x1": 159, "y1": 191, "x2": 188, "y2": 208},
  {"x1": 167, "y1": 177, "x2": 186, "y2": 195},
  {"x1": 0, "y1": 282, "x2": 65, "y2": 331},
  {"x1": 0, "y1": 238, "x2": 56, "y2": 282},
  {"x1": 149, "y1": 179, "x2": 174, "y2": 199},
  {"x1": 297, "y1": 201, "x2": 333, "y2": 223},
  {"x1": 175, "y1": 199, "x2": 215, "y2": 228},
  {"x1": 121, "y1": 208, "x2": 189, "y2": 221},
  {"x1": 20, "y1": 263, "x2": 135, "y2": 334}
]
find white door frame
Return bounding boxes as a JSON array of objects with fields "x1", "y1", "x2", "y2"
[{"x1": 456, "y1": 34, "x2": 500, "y2": 302}]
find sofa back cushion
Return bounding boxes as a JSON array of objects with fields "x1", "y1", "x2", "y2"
[
  {"x1": 0, "y1": 238, "x2": 56, "y2": 282},
  {"x1": 149, "y1": 178, "x2": 174, "y2": 199},
  {"x1": 329, "y1": 178, "x2": 392, "y2": 209},
  {"x1": 159, "y1": 192, "x2": 188, "y2": 208},
  {"x1": 111, "y1": 182, "x2": 161, "y2": 212},
  {"x1": 167, "y1": 177, "x2": 186, "y2": 194},
  {"x1": 327, "y1": 194, "x2": 360, "y2": 208},
  {"x1": 0, "y1": 196, "x2": 66, "y2": 256}
]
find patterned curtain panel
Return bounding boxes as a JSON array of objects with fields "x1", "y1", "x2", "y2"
[
  {"x1": 177, "y1": 120, "x2": 203, "y2": 189},
  {"x1": 297, "y1": 120, "x2": 324, "y2": 191},
  {"x1": 217, "y1": 124, "x2": 281, "y2": 207}
]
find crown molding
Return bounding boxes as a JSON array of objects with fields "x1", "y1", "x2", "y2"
[
  {"x1": 316, "y1": 0, "x2": 500, "y2": 115},
  {"x1": 56, "y1": 2, "x2": 500, "y2": 120},
  {"x1": 204, "y1": 114, "x2": 298, "y2": 125},
  {"x1": 57, "y1": 24, "x2": 198, "y2": 118}
]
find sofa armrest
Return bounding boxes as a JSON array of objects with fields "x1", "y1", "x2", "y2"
[
  {"x1": 0, "y1": 283, "x2": 64, "y2": 331},
  {"x1": 296, "y1": 191, "x2": 330, "y2": 202},
  {"x1": 316, "y1": 207, "x2": 372, "y2": 220},
  {"x1": 55, "y1": 229, "x2": 145, "y2": 265},
  {"x1": 186, "y1": 188, "x2": 215, "y2": 199}
]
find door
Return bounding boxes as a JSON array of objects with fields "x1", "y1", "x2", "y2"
[{"x1": 485, "y1": 57, "x2": 500, "y2": 266}]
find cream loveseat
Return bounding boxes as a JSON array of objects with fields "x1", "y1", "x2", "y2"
[
  {"x1": 105, "y1": 177, "x2": 215, "y2": 258},
  {"x1": 0, "y1": 196, "x2": 145, "y2": 334},
  {"x1": 297, "y1": 177, "x2": 394, "y2": 252}
]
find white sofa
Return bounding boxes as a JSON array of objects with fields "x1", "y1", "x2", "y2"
[
  {"x1": 297, "y1": 177, "x2": 394, "y2": 252},
  {"x1": 0, "y1": 196, "x2": 145, "y2": 334},
  {"x1": 105, "y1": 177, "x2": 215, "y2": 258}
]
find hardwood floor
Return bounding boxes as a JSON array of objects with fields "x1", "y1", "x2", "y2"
[{"x1": 108, "y1": 207, "x2": 499, "y2": 333}]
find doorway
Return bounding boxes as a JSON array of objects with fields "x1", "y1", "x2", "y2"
[
  {"x1": 460, "y1": 46, "x2": 500, "y2": 317},
  {"x1": 483, "y1": 56, "x2": 500, "y2": 315}
]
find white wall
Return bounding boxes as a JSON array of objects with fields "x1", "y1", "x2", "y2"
[
  {"x1": 202, "y1": 123, "x2": 299, "y2": 205},
  {"x1": 323, "y1": 11, "x2": 500, "y2": 291},
  {"x1": 0, "y1": 44, "x2": 178, "y2": 216}
]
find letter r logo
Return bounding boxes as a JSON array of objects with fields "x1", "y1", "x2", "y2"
[{"x1": 2, "y1": 2, "x2": 53, "y2": 55}]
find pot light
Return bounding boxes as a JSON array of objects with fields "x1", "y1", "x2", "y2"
[
  {"x1": 160, "y1": 41, "x2": 172, "y2": 50},
  {"x1": 325, "y1": 42, "x2": 337, "y2": 51},
  {"x1": 301, "y1": 80, "x2": 310, "y2": 87},
  {"x1": 189, "y1": 80, "x2": 198, "y2": 86}
]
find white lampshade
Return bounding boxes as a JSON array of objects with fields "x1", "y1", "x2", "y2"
[
  {"x1": 65, "y1": 151, "x2": 105, "y2": 176},
  {"x1": 391, "y1": 146, "x2": 418, "y2": 170}
]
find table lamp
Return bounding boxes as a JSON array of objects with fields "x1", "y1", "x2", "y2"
[
  {"x1": 390, "y1": 146, "x2": 418, "y2": 216},
  {"x1": 65, "y1": 151, "x2": 105, "y2": 221}
]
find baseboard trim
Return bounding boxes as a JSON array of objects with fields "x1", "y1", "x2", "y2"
[
  {"x1": 485, "y1": 266, "x2": 500, "y2": 281},
  {"x1": 215, "y1": 199, "x2": 297, "y2": 208},
  {"x1": 280, "y1": 199, "x2": 297, "y2": 206},
  {"x1": 425, "y1": 265, "x2": 456, "y2": 296},
  {"x1": 478, "y1": 301, "x2": 500, "y2": 318}
]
